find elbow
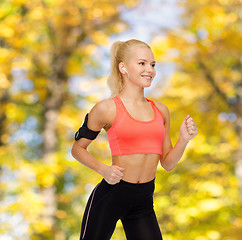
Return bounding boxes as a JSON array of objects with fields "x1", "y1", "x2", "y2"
[
  {"x1": 71, "y1": 144, "x2": 76, "y2": 159},
  {"x1": 160, "y1": 160, "x2": 175, "y2": 172},
  {"x1": 71, "y1": 142, "x2": 87, "y2": 159},
  {"x1": 163, "y1": 165, "x2": 174, "y2": 172},
  {"x1": 71, "y1": 143, "x2": 80, "y2": 159},
  {"x1": 166, "y1": 167, "x2": 174, "y2": 172}
]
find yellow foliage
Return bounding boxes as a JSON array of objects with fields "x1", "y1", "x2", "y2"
[
  {"x1": 0, "y1": 48, "x2": 12, "y2": 61},
  {"x1": 207, "y1": 230, "x2": 221, "y2": 240},
  {"x1": 37, "y1": 170, "x2": 55, "y2": 187},
  {"x1": 12, "y1": 57, "x2": 32, "y2": 71},
  {"x1": 0, "y1": 25, "x2": 14, "y2": 38},
  {"x1": 198, "y1": 181, "x2": 224, "y2": 197},
  {"x1": 35, "y1": 155, "x2": 64, "y2": 187},
  {"x1": 6, "y1": 103, "x2": 27, "y2": 122},
  {"x1": 56, "y1": 210, "x2": 67, "y2": 219},
  {"x1": 9, "y1": 0, "x2": 27, "y2": 5},
  {"x1": 151, "y1": 36, "x2": 171, "y2": 61},
  {"x1": 92, "y1": 31, "x2": 108, "y2": 45},
  {"x1": 1, "y1": 134, "x2": 9, "y2": 144},
  {"x1": 218, "y1": 0, "x2": 230, "y2": 4},
  {"x1": 18, "y1": 191, "x2": 44, "y2": 220},
  {"x1": 175, "y1": 211, "x2": 191, "y2": 225},
  {"x1": 124, "y1": 0, "x2": 139, "y2": 8},
  {"x1": 113, "y1": 22, "x2": 128, "y2": 33},
  {"x1": 195, "y1": 236, "x2": 207, "y2": 240},
  {"x1": 198, "y1": 199, "x2": 223, "y2": 212},
  {"x1": 0, "y1": 73, "x2": 10, "y2": 88},
  {"x1": 186, "y1": 207, "x2": 200, "y2": 217},
  {"x1": 28, "y1": 6, "x2": 44, "y2": 20},
  {"x1": 32, "y1": 220, "x2": 51, "y2": 233},
  {"x1": 58, "y1": 107, "x2": 80, "y2": 129}
]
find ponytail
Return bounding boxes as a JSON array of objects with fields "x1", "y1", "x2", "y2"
[{"x1": 107, "y1": 41, "x2": 124, "y2": 97}]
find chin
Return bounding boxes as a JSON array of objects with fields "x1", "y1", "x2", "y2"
[{"x1": 143, "y1": 82, "x2": 152, "y2": 88}]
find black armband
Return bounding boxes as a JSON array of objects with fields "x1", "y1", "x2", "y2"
[{"x1": 74, "y1": 114, "x2": 100, "y2": 141}]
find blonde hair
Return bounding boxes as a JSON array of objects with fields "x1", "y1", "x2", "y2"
[{"x1": 107, "y1": 39, "x2": 151, "y2": 96}]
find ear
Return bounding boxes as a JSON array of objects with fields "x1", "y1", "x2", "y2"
[{"x1": 118, "y1": 62, "x2": 126, "y2": 74}]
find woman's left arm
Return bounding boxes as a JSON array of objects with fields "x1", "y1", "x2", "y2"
[{"x1": 157, "y1": 102, "x2": 197, "y2": 171}]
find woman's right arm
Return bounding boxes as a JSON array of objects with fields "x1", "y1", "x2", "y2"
[
  {"x1": 71, "y1": 100, "x2": 124, "y2": 184},
  {"x1": 71, "y1": 138, "x2": 108, "y2": 176}
]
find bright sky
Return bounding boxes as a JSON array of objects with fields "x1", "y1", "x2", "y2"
[{"x1": 116, "y1": 0, "x2": 183, "y2": 43}]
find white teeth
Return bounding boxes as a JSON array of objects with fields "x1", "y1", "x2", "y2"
[{"x1": 142, "y1": 76, "x2": 152, "y2": 80}]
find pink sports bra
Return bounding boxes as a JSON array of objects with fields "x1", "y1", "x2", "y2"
[{"x1": 107, "y1": 96, "x2": 165, "y2": 156}]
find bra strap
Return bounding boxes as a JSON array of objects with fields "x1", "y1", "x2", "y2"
[{"x1": 147, "y1": 99, "x2": 165, "y2": 123}]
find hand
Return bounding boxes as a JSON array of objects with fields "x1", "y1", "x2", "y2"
[
  {"x1": 180, "y1": 115, "x2": 197, "y2": 142},
  {"x1": 102, "y1": 165, "x2": 125, "y2": 185}
]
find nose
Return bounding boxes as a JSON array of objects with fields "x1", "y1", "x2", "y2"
[{"x1": 146, "y1": 64, "x2": 154, "y2": 74}]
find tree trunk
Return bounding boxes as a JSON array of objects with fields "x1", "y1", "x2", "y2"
[
  {"x1": 40, "y1": 57, "x2": 67, "y2": 233},
  {"x1": 0, "y1": 89, "x2": 9, "y2": 146},
  {"x1": 235, "y1": 93, "x2": 242, "y2": 198}
]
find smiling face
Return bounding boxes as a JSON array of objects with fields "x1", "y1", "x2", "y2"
[{"x1": 123, "y1": 46, "x2": 156, "y2": 88}]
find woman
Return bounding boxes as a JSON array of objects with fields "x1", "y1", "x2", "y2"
[{"x1": 71, "y1": 39, "x2": 197, "y2": 240}]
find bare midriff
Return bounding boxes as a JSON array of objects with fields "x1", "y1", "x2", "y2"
[{"x1": 112, "y1": 154, "x2": 160, "y2": 183}]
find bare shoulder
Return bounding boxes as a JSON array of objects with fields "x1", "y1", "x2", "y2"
[
  {"x1": 153, "y1": 101, "x2": 170, "y2": 124},
  {"x1": 88, "y1": 98, "x2": 116, "y2": 130},
  {"x1": 90, "y1": 98, "x2": 115, "y2": 117}
]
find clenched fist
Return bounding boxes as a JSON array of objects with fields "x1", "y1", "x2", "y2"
[
  {"x1": 180, "y1": 115, "x2": 197, "y2": 142},
  {"x1": 102, "y1": 165, "x2": 125, "y2": 185}
]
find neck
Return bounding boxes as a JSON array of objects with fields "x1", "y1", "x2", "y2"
[{"x1": 119, "y1": 87, "x2": 146, "y2": 103}]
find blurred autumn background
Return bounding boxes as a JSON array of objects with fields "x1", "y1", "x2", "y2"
[{"x1": 0, "y1": 0, "x2": 241, "y2": 239}]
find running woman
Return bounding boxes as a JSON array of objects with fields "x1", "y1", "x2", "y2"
[{"x1": 71, "y1": 39, "x2": 198, "y2": 240}]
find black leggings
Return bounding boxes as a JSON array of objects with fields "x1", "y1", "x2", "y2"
[{"x1": 79, "y1": 178, "x2": 163, "y2": 240}]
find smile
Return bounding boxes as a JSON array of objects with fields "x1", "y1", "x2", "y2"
[{"x1": 141, "y1": 75, "x2": 152, "y2": 80}]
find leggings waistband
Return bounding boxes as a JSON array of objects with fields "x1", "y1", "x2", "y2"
[
  {"x1": 101, "y1": 178, "x2": 155, "y2": 193},
  {"x1": 120, "y1": 178, "x2": 155, "y2": 186},
  {"x1": 117, "y1": 178, "x2": 155, "y2": 194}
]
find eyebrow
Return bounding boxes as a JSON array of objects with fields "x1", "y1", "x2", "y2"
[{"x1": 138, "y1": 58, "x2": 156, "y2": 63}]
